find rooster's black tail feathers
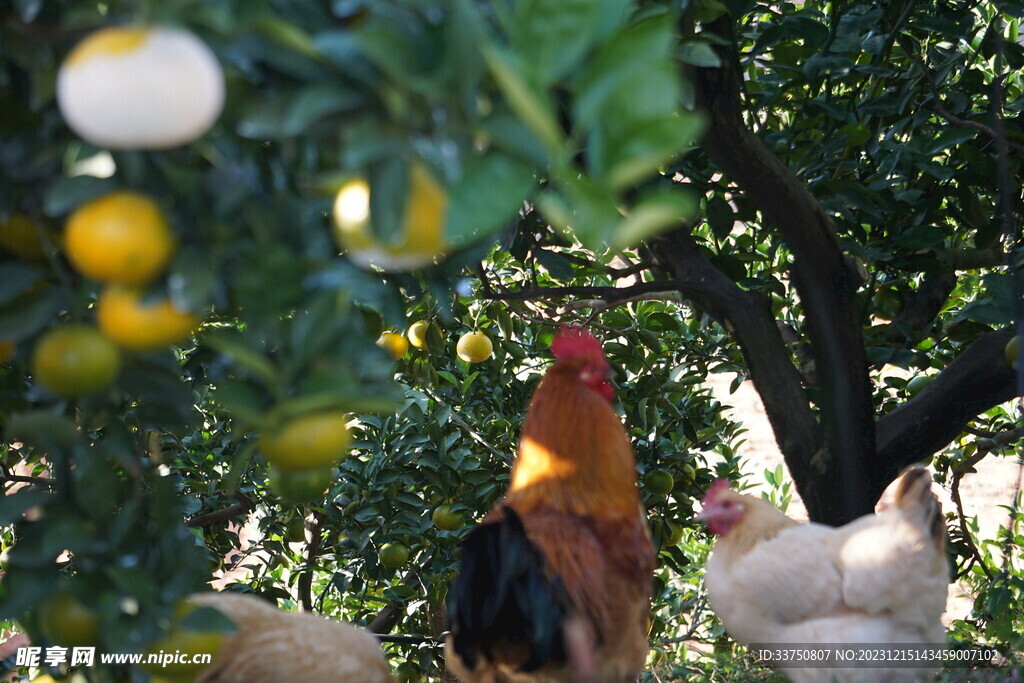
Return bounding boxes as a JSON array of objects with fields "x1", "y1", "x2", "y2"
[{"x1": 447, "y1": 507, "x2": 570, "y2": 673}]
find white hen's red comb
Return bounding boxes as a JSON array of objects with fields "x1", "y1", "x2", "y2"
[
  {"x1": 551, "y1": 326, "x2": 605, "y2": 363},
  {"x1": 702, "y1": 478, "x2": 732, "y2": 505}
]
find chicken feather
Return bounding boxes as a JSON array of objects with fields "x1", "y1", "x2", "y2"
[
  {"x1": 700, "y1": 467, "x2": 948, "y2": 683},
  {"x1": 446, "y1": 327, "x2": 654, "y2": 683}
]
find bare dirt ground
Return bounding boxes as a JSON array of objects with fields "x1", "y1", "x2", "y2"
[{"x1": 705, "y1": 374, "x2": 1023, "y2": 624}]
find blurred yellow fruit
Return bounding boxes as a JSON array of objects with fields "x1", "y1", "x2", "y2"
[
  {"x1": 267, "y1": 465, "x2": 333, "y2": 506},
  {"x1": 65, "y1": 192, "x2": 174, "y2": 285},
  {"x1": 456, "y1": 331, "x2": 492, "y2": 363},
  {"x1": 37, "y1": 589, "x2": 101, "y2": 648},
  {"x1": 261, "y1": 412, "x2": 351, "y2": 473},
  {"x1": 32, "y1": 325, "x2": 121, "y2": 396},
  {"x1": 376, "y1": 331, "x2": 409, "y2": 360},
  {"x1": 407, "y1": 321, "x2": 429, "y2": 350},
  {"x1": 333, "y1": 163, "x2": 447, "y2": 271},
  {"x1": 96, "y1": 286, "x2": 200, "y2": 350},
  {"x1": 140, "y1": 600, "x2": 224, "y2": 679},
  {"x1": 57, "y1": 26, "x2": 224, "y2": 149}
]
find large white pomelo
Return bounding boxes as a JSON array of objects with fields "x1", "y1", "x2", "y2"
[{"x1": 57, "y1": 26, "x2": 224, "y2": 150}]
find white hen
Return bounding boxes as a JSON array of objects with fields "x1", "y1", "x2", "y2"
[{"x1": 699, "y1": 466, "x2": 948, "y2": 683}]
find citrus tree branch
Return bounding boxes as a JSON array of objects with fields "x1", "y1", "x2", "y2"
[
  {"x1": 876, "y1": 328, "x2": 1017, "y2": 480},
  {"x1": 691, "y1": 16, "x2": 878, "y2": 523}
]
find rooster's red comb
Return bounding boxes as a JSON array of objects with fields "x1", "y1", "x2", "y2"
[{"x1": 551, "y1": 326, "x2": 605, "y2": 363}]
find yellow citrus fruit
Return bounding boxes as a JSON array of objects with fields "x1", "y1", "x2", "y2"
[
  {"x1": 431, "y1": 504, "x2": 463, "y2": 531},
  {"x1": 0, "y1": 214, "x2": 54, "y2": 263},
  {"x1": 333, "y1": 163, "x2": 447, "y2": 271},
  {"x1": 267, "y1": 464, "x2": 332, "y2": 506},
  {"x1": 32, "y1": 325, "x2": 121, "y2": 396},
  {"x1": 456, "y1": 331, "x2": 492, "y2": 363},
  {"x1": 57, "y1": 26, "x2": 224, "y2": 149},
  {"x1": 407, "y1": 321, "x2": 430, "y2": 350},
  {"x1": 378, "y1": 542, "x2": 410, "y2": 568},
  {"x1": 141, "y1": 601, "x2": 225, "y2": 679},
  {"x1": 0, "y1": 341, "x2": 14, "y2": 365},
  {"x1": 96, "y1": 286, "x2": 200, "y2": 350},
  {"x1": 1006, "y1": 335, "x2": 1019, "y2": 367},
  {"x1": 260, "y1": 412, "x2": 351, "y2": 473},
  {"x1": 37, "y1": 589, "x2": 101, "y2": 648},
  {"x1": 376, "y1": 331, "x2": 409, "y2": 360},
  {"x1": 65, "y1": 192, "x2": 174, "y2": 285},
  {"x1": 644, "y1": 470, "x2": 674, "y2": 496}
]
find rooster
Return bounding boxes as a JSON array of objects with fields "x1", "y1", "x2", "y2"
[
  {"x1": 698, "y1": 466, "x2": 948, "y2": 683},
  {"x1": 186, "y1": 591, "x2": 394, "y2": 682},
  {"x1": 446, "y1": 326, "x2": 655, "y2": 683}
]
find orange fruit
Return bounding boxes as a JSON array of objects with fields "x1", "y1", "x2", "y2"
[
  {"x1": 65, "y1": 192, "x2": 174, "y2": 285},
  {"x1": 32, "y1": 325, "x2": 121, "y2": 396},
  {"x1": 456, "y1": 332, "x2": 492, "y2": 363},
  {"x1": 96, "y1": 286, "x2": 200, "y2": 350},
  {"x1": 406, "y1": 321, "x2": 429, "y2": 350},
  {"x1": 333, "y1": 163, "x2": 447, "y2": 271},
  {"x1": 376, "y1": 332, "x2": 409, "y2": 360},
  {"x1": 260, "y1": 412, "x2": 351, "y2": 473}
]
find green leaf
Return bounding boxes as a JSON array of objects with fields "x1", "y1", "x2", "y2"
[
  {"x1": 7, "y1": 412, "x2": 81, "y2": 455},
  {"x1": 613, "y1": 190, "x2": 698, "y2": 249},
  {"x1": 676, "y1": 41, "x2": 722, "y2": 67},
  {"x1": 444, "y1": 153, "x2": 537, "y2": 247},
  {"x1": 533, "y1": 249, "x2": 574, "y2": 281},
  {"x1": 43, "y1": 176, "x2": 118, "y2": 216},
  {"x1": 512, "y1": 0, "x2": 600, "y2": 85},
  {"x1": 0, "y1": 263, "x2": 42, "y2": 306},
  {"x1": 0, "y1": 489, "x2": 50, "y2": 525},
  {"x1": 482, "y1": 44, "x2": 563, "y2": 160},
  {"x1": 706, "y1": 194, "x2": 735, "y2": 240},
  {"x1": 202, "y1": 331, "x2": 277, "y2": 386}
]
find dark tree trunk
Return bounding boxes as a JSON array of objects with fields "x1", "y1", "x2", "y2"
[{"x1": 660, "y1": 15, "x2": 1020, "y2": 525}]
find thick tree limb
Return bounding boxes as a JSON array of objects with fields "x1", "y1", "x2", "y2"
[
  {"x1": 875, "y1": 328, "x2": 1017, "y2": 494},
  {"x1": 297, "y1": 511, "x2": 326, "y2": 611},
  {"x1": 186, "y1": 493, "x2": 256, "y2": 528},
  {"x1": 692, "y1": 17, "x2": 877, "y2": 523},
  {"x1": 652, "y1": 228, "x2": 821, "y2": 505}
]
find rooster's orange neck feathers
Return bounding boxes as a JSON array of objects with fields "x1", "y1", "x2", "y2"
[{"x1": 506, "y1": 362, "x2": 640, "y2": 518}]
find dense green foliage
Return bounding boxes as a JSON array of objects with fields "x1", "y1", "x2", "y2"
[{"x1": 1, "y1": 0, "x2": 1022, "y2": 681}]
